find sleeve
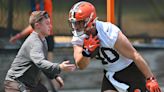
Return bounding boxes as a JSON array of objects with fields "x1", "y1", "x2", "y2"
[
  {"x1": 71, "y1": 34, "x2": 88, "y2": 46},
  {"x1": 30, "y1": 42, "x2": 60, "y2": 79},
  {"x1": 107, "y1": 23, "x2": 120, "y2": 48}
]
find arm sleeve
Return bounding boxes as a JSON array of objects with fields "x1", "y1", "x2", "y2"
[
  {"x1": 30, "y1": 42, "x2": 60, "y2": 79},
  {"x1": 71, "y1": 34, "x2": 88, "y2": 46}
]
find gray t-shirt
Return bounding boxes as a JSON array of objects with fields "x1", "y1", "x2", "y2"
[{"x1": 5, "y1": 32, "x2": 60, "y2": 86}]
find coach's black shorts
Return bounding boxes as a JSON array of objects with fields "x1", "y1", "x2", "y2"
[
  {"x1": 46, "y1": 35, "x2": 54, "y2": 51},
  {"x1": 101, "y1": 62, "x2": 147, "y2": 92}
]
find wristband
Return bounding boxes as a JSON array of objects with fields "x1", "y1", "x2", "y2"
[{"x1": 82, "y1": 50, "x2": 91, "y2": 57}]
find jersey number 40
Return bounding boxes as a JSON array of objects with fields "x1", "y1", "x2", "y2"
[{"x1": 96, "y1": 47, "x2": 119, "y2": 64}]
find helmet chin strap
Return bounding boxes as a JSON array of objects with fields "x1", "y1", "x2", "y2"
[
  {"x1": 72, "y1": 25, "x2": 97, "y2": 37},
  {"x1": 85, "y1": 26, "x2": 97, "y2": 37}
]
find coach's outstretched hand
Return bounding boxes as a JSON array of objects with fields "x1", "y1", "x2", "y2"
[
  {"x1": 146, "y1": 77, "x2": 161, "y2": 92},
  {"x1": 59, "y1": 60, "x2": 76, "y2": 72}
]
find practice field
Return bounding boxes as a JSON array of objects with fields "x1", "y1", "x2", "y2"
[
  {"x1": 0, "y1": 0, "x2": 163, "y2": 91},
  {"x1": 0, "y1": 48, "x2": 163, "y2": 92}
]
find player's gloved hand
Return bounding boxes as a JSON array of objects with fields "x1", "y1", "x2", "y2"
[
  {"x1": 82, "y1": 34, "x2": 100, "y2": 57},
  {"x1": 146, "y1": 77, "x2": 161, "y2": 92}
]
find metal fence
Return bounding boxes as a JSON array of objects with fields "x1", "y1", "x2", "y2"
[{"x1": 0, "y1": 0, "x2": 164, "y2": 37}]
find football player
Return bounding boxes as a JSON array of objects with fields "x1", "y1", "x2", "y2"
[{"x1": 68, "y1": 1, "x2": 161, "y2": 92}]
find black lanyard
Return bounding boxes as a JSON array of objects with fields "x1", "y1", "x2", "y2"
[{"x1": 38, "y1": 36, "x2": 48, "y2": 59}]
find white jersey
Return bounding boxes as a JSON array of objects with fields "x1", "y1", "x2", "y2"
[
  {"x1": 72, "y1": 20, "x2": 133, "y2": 91},
  {"x1": 72, "y1": 20, "x2": 133, "y2": 72}
]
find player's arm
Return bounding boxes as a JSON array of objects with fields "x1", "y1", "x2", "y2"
[
  {"x1": 19, "y1": 25, "x2": 33, "y2": 37},
  {"x1": 114, "y1": 31, "x2": 153, "y2": 78},
  {"x1": 73, "y1": 45, "x2": 90, "y2": 70},
  {"x1": 10, "y1": 25, "x2": 33, "y2": 43},
  {"x1": 114, "y1": 31, "x2": 161, "y2": 92},
  {"x1": 73, "y1": 34, "x2": 100, "y2": 70}
]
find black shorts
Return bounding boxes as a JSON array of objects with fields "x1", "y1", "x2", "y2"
[
  {"x1": 45, "y1": 35, "x2": 54, "y2": 51},
  {"x1": 101, "y1": 62, "x2": 147, "y2": 92}
]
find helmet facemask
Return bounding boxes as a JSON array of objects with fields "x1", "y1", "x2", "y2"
[
  {"x1": 68, "y1": 1, "x2": 97, "y2": 37},
  {"x1": 69, "y1": 19, "x2": 86, "y2": 37},
  {"x1": 69, "y1": 14, "x2": 97, "y2": 37}
]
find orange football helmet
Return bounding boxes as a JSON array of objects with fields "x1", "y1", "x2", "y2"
[{"x1": 68, "y1": 1, "x2": 97, "y2": 36}]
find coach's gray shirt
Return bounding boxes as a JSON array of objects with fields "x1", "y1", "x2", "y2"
[{"x1": 5, "y1": 31, "x2": 60, "y2": 86}]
